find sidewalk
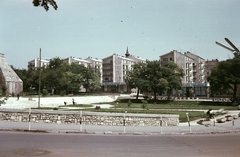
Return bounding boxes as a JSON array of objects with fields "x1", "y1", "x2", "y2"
[{"x1": 1, "y1": 116, "x2": 240, "y2": 135}]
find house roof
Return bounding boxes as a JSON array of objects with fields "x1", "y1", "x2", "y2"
[{"x1": 0, "y1": 54, "x2": 23, "y2": 83}]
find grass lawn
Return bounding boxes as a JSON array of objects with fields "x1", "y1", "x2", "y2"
[
  {"x1": 84, "y1": 99, "x2": 237, "y2": 122},
  {"x1": 34, "y1": 99, "x2": 239, "y2": 123}
]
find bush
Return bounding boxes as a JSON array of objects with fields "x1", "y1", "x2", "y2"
[
  {"x1": 128, "y1": 99, "x2": 132, "y2": 107},
  {"x1": 95, "y1": 105, "x2": 101, "y2": 109},
  {"x1": 141, "y1": 99, "x2": 148, "y2": 109},
  {"x1": 42, "y1": 89, "x2": 49, "y2": 96},
  {"x1": 53, "y1": 107, "x2": 58, "y2": 110}
]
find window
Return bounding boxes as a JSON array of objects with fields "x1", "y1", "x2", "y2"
[{"x1": 163, "y1": 58, "x2": 168, "y2": 61}]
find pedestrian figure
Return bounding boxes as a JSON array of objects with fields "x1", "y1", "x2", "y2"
[
  {"x1": 17, "y1": 94, "x2": 20, "y2": 100},
  {"x1": 72, "y1": 98, "x2": 75, "y2": 105},
  {"x1": 206, "y1": 109, "x2": 214, "y2": 119}
]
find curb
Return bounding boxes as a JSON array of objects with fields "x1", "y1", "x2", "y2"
[{"x1": 1, "y1": 128, "x2": 240, "y2": 135}]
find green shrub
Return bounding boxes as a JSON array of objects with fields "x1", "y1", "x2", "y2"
[
  {"x1": 95, "y1": 105, "x2": 101, "y2": 109},
  {"x1": 53, "y1": 107, "x2": 58, "y2": 110},
  {"x1": 128, "y1": 99, "x2": 132, "y2": 107},
  {"x1": 42, "y1": 89, "x2": 49, "y2": 96}
]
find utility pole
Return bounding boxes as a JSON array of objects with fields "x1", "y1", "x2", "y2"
[{"x1": 38, "y1": 48, "x2": 41, "y2": 108}]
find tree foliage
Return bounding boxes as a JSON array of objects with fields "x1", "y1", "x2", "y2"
[
  {"x1": 125, "y1": 60, "x2": 184, "y2": 101},
  {"x1": 124, "y1": 62, "x2": 148, "y2": 99},
  {"x1": 32, "y1": 0, "x2": 58, "y2": 11},
  {"x1": 14, "y1": 57, "x2": 101, "y2": 96},
  {"x1": 207, "y1": 57, "x2": 240, "y2": 102},
  {"x1": 163, "y1": 62, "x2": 184, "y2": 99}
]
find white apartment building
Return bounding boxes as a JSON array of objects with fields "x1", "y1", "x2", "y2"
[
  {"x1": 63, "y1": 56, "x2": 91, "y2": 67},
  {"x1": 28, "y1": 58, "x2": 50, "y2": 70}
]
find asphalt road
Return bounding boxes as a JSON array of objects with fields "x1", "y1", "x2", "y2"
[{"x1": 0, "y1": 131, "x2": 239, "y2": 157}]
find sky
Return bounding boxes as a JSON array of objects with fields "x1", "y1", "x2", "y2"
[{"x1": 1, "y1": 0, "x2": 240, "y2": 69}]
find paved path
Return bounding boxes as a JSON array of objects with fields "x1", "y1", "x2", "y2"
[{"x1": 0, "y1": 95, "x2": 118, "y2": 109}]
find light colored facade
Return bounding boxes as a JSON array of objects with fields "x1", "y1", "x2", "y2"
[
  {"x1": 101, "y1": 48, "x2": 145, "y2": 93},
  {"x1": 63, "y1": 56, "x2": 91, "y2": 67},
  {"x1": 160, "y1": 50, "x2": 191, "y2": 83},
  {"x1": 0, "y1": 53, "x2": 23, "y2": 95},
  {"x1": 28, "y1": 58, "x2": 50, "y2": 70},
  {"x1": 159, "y1": 50, "x2": 210, "y2": 97},
  {"x1": 85, "y1": 57, "x2": 103, "y2": 83}
]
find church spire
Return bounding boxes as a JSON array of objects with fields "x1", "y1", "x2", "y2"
[{"x1": 125, "y1": 47, "x2": 130, "y2": 57}]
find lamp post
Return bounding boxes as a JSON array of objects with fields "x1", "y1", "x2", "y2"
[{"x1": 38, "y1": 48, "x2": 41, "y2": 108}]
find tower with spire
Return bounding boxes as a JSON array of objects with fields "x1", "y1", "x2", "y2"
[{"x1": 125, "y1": 47, "x2": 130, "y2": 57}]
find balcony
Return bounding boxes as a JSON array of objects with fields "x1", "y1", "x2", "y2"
[{"x1": 103, "y1": 73, "x2": 113, "y2": 76}]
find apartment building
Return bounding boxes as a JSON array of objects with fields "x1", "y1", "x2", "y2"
[
  {"x1": 160, "y1": 50, "x2": 210, "y2": 97},
  {"x1": 28, "y1": 58, "x2": 50, "y2": 70},
  {"x1": 63, "y1": 56, "x2": 91, "y2": 67},
  {"x1": 204, "y1": 59, "x2": 219, "y2": 79},
  {"x1": 85, "y1": 57, "x2": 102, "y2": 83},
  {"x1": 101, "y1": 48, "x2": 145, "y2": 93}
]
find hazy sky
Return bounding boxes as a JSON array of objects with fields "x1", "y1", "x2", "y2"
[{"x1": 1, "y1": 0, "x2": 239, "y2": 69}]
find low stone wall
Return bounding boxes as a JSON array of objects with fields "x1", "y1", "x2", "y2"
[{"x1": 0, "y1": 109, "x2": 179, "y2": 126}]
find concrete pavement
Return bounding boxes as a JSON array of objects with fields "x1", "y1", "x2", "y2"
[
  {"x1": 1, "y1": 115, "x2": 240, "y2": 135},
  {"x1": 1, "y1": 95, "x2": 240, "y2": 135},
  {"x1": 0, "y1": 95, "x2": 118, "y2": 109}
]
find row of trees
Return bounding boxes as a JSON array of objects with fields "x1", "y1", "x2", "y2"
[
  {"x1": 124, "y1": 60, "x2": 184, "y2": 101},
  {"x1": 12, "y1": 55, "x2": 240, "y2": 102},
  {"x1": 14, "y1": 59, "x2": 184, "y2": 98},
  {"x1": 14, "y1": 58, "x2": 101, "y2": 96}
]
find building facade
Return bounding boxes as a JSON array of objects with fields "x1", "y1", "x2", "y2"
[
  {"x1": 0, "y1": 53, "x2": 23, "y2": 95},
  {"x1": 160, "y1": 50, "x2": 211, "y2": 97},
  {"x1": 204, "y1": 59, "x2": 219, "y2": 80},
  {"x1": 85, "y1": 57, "x2": 103, "y2": 83},
  {"x1": 101, "y1": 48, "x2": 145, "y2": 93},
  {"x1": 28, "y1": 58, "x2": 50, "y2": 70}
]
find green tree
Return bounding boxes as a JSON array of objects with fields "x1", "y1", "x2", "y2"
[
  {"x1": 14, "y1": 68, "x2": 31, "y2": 92},
  {"x1": 81, "y1": 66, "x2": 101, "y2": 93},
  {"x1": 32, "y1": 0, "x2": 58, "y2": 11},
  {"x1": 163, "y1": 62, "x2": 184, "y2": 100},
  {"x1": 207, "y1": 57, "x2": 240, "y2": 102},
  {"x1": 41, "y1": 57, "x2": 66, "y2": 95},
  {"x1": 142, "y1": 60, "x2": 165, "y2": 101},
  {"x1": 125, "y1": 62, "x2": 148, "y2": 99}
]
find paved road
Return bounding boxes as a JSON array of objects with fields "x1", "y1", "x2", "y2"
[{"x1": 0, "y1": 131, "x2": 239, "y2": 157}]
